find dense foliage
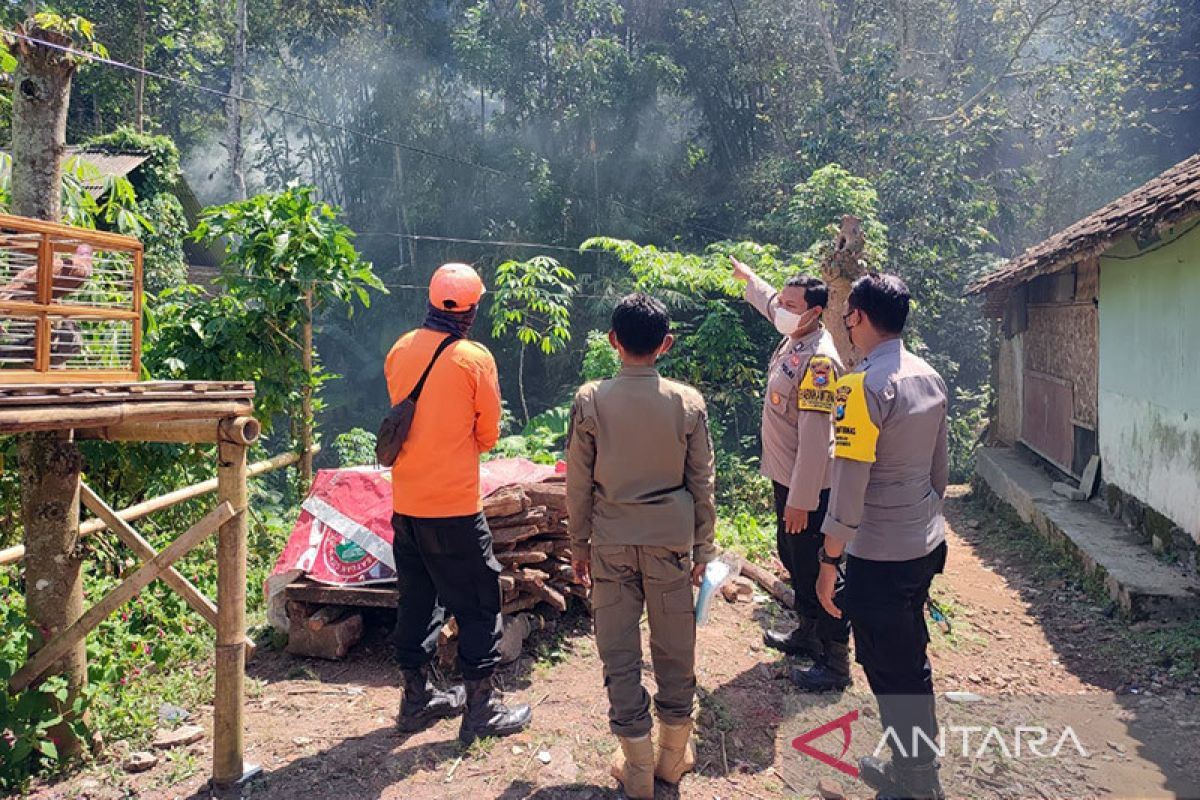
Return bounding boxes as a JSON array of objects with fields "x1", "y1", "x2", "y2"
[{"x1": 0, "y1": 0, "x2": 1196, "y2": 786}]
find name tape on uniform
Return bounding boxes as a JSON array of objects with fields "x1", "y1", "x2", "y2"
[
  {"x1": 833, "y1": 372, "x2": 879, "y2": 463},
  {"x1": 797, "y1": 355, "x2": 836, "y2": 414}
]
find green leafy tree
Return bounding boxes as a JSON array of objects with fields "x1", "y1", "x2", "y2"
[
  {"x1": 151, "y1": 185, "x2": 384, "y2": 482},
  {"x1": 489, "y1": 255, "x2": 576, "y2": 423}
]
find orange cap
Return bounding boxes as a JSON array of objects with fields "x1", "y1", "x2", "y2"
[{"x1": 429, "y1": 263, "x2": 485, "y2": 311}]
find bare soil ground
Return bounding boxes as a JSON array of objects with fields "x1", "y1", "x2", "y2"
[{"x1": 29, "y1": 486, "x2": 1200, "y2": 800}]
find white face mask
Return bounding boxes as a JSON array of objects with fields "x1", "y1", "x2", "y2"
[{"x1": 774, "y1": 306, "x2": 814, "y2": 336}]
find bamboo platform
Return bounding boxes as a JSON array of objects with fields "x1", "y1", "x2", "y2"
[{"x1": 2, "y1": 378, "x2": 261, "y2": 788}]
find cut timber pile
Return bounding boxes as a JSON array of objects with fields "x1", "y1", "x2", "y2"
[{"x1": 485, "y1": 477, "x2": 585, "y2": 615}]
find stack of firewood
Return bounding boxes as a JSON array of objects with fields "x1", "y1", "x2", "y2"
[{"x1": 483, "y1": 477, "x2": 587, "y2": 614}]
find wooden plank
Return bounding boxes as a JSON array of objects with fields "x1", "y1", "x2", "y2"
[
  {"x1": 0, "y1": 390, "x2": 255, "y2": 404},
  {"x1": 0, "y1": 212, "x2": 144, "y2": 251},
  {"x1": 284, "y1": 579, "x2": 399, "y2": 608},
  {"x1": 8, "y1": 501, "x2": 234, "y2": 693},
  {"x1": 0, "y1": 399, "x2": 254, "y2": 434},
  {"x1": 0, "y1": 299, "x2": 139, "y2": 320},
  {"x1": 79, "y1": 483, "x2": 255, "y2": 658}
]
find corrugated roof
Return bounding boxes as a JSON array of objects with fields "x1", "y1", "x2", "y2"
[
  {"x1": 968, "y1": 152, "x2": 1200, "y2": 296},
  {"x1": 65, "y1": 148, "x2": 151, "y2": 196}
]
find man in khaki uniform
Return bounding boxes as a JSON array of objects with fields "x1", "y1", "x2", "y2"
[
  {"x1": 816, "y1": 273, "x2": 949, "y2": 800},
  {"x1": 567, "y1": 293, "x2": 716, "y2": 800},
  {"x1": 731, "y1": 256, "x2": 852, "y2": 691}
]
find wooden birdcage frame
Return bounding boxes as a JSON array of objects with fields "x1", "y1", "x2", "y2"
[{"x1": 0, "y1": 212, "x2": 143, "y2": 383}]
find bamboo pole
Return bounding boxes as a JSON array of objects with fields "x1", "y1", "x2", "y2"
[
  {"x1": 78, "y1": 447, "x2": 314, "y2": 538},
  {"x1": 78, "y1": 415, "x2": 261, "y2": 445},
  {"x1": 300, "y1": 289, "x2": 314, "y2": 491},
  {"x1": 213, "y1": 434, "x2": 249, "y2": 786},
  {"x1": 0, "y1": 545, "x2": 24, "y2": 566},
  {"x1": 78, "y1": 483, "x2": 255, "y2": 657},
  {"x1": 8, "y1": 501, "x2": 235, "y2": 693},
  {"x1": 0, "y1": 400, "x2": 253, "y2": 434}
]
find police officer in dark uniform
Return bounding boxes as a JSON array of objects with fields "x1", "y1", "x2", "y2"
[{"x1": 817, "y1": 274, "x2": 949, "y2": 799}]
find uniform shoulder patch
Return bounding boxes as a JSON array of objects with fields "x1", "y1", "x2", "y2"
[{"x1": 797, "y1": 355, "x2": 836, "y2": 414}]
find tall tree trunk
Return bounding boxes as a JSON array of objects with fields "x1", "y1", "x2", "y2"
[
  {"x1": 10, "y1": 23, "x2": 87, "y2": 758},
  {"x1": 820, "y1": 215, "x2": 868, "y2": 367},
  {"x1": 225, "y1": 0, "x2": 248, "y2": 200},
  {"x1": 134, "y1": 0, "x2": 146, "y2": 133},
  {"x1": 11, "y1": 26, "x2": 75, "y2": 221}
]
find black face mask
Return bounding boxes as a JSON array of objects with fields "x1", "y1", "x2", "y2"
[
  {"x1": 424, "y1": 303, "x2": 477, "y2": 338},
  {"x1": 842, "y1": 310, "x2": 857, "y2": 348}
]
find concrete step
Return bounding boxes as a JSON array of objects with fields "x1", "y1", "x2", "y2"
[{"x1": 976, "y1": 446, "x2": 1200, "y2": 621}]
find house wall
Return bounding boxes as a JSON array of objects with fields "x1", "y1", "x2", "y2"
[
  {"x1": 1098, "y1": 221, "x2": 1200, "y2": 544},
  {"x1": 990, "y1": 258, "x2": 1100, "y2": 473},
  {"x1": 996, "y1": 333, "x2": 1023, "y2": 444}
]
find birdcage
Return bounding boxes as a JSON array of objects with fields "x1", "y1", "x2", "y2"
[{"x1": 0, "y1": 212, "x2": 142, "y2": 383}]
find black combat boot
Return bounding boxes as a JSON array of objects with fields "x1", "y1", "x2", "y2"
[
  {"x1": 763, "y1": 617, "x2": 822, "y2": 659},
  {"x1": 397, "y1": 667, "x2": 466, "y2": 733},
  {"x1": 458, "y1": 676, "x2": 532, "y2": 745},
  {"x1": 789, "y1": 641, "x2": 852, "y2": 692},
  {"x1": 859, "y1": 756, "x2": 945, "y2": 800}
]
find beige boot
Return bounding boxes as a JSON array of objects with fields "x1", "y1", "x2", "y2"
[
  {"x1": 654, "y1": 718, "x2": 696, "y2": 784},
  {"x1": 610, "y1": 733, "x2": 655, "y2": 799}
]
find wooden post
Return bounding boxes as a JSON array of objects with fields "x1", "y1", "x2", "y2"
[
  {"x1": 213, "y1": 430, "x2": 252, "y2": 786},
  {"x1": 300, "y1": 289, "x2": 314, "y2": 491}
]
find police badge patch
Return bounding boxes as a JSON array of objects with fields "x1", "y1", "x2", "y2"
[{"x1": 797, "y1": 355, "x2": 836, "y2": 414}]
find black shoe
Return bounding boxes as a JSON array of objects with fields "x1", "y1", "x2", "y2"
[
  {"x1": 859, "y1": 756, "x2": 945, "y2": 800},
  {"x1": 458, "y1": 677, "x2": 532, "y2": 745},
  {"x1": 790, "y1": 641, "x2": 851, "y2": 692},
  {"x1": 763, "y1": 620, "x2": 822, "y2": 659},
  {"x1": 397, "y1": 667, "x2": 466, "y2": 733}
]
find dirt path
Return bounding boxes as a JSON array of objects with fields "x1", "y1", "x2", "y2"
[{"x1": 32, "y1": 487, "x2": 1200, "y2": 799}]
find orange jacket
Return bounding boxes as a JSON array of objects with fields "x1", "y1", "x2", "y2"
[{"x1": 384, "y1": 328, "x2": 502, "y2": 517}]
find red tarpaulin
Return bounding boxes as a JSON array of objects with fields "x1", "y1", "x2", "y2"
[{"x1": 265, "y1": 458, "x2": 560, "y2": 629}]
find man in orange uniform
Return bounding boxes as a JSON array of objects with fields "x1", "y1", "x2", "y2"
[{"x1": 385, "y1": 262, "x2": 532, "y2": 744}]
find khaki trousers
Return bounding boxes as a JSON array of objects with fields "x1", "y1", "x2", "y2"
[{"x1": 591, "y1": 544, "x2": 697, "y2": 737}]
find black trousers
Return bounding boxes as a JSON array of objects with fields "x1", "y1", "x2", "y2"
[
  {"x1": 842, "y1": 541, "x2": 948, "y2": 766},
  {"x1": 773, "y1": 482, "x2": 849, "y2": 645},
  {"x1": 391, "y1": 512, "x2": 503, "y2": 680}
]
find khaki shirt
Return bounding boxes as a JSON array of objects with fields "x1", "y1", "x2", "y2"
[
  {"x1": 821, "y1": 338, "x2": 949, "y2": 561},
  {"x1": 565, "y1": 366, "x2": 717, "y2": 564},
  {"x1": 745, "y1": 275, "x2": 843, "y2": 511}
]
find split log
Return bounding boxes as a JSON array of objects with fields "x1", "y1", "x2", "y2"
[
  {"x1": 489, "y1": 506, "x2": 547, "y2": 529},
  {"x1": 483, "y1": 486, "x2": 528, "y2": 518},
  {"x1": 501, "y1": 595, "x2": 541, "y2": 615},
  {"x1": 492, "y1": 524, "x2": 541, "y2": 547},
  {"x1": 496, "y1": 550, "x2": 549, "y2": 567},
  {"x1": 526, "y1": 482, "x2": 567, "y2": 511},
  {"x1": 535, "y1": 583, "x2": 568, "y2": 612},
  {"x1": 305, "y1": 605, "x2": 349, "y2": 632}
]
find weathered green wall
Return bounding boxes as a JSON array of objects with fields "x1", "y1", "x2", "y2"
[{"x1": 1098, "y1": 219, "x2": 1200, "y2": 544}]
